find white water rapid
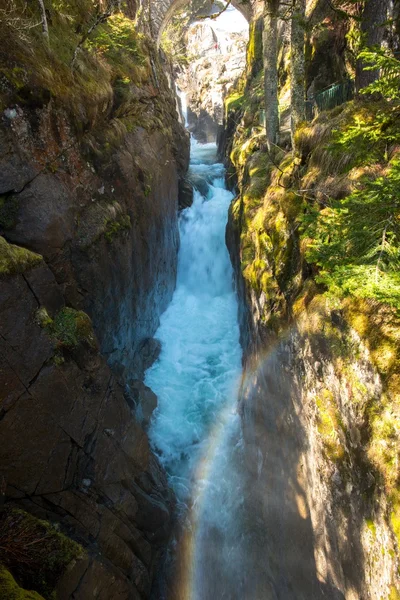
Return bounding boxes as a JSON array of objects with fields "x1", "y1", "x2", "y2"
[
  {"x1": 146, "y1": 139, "x2": 242, "y2": 504},
  {"x1": 145, "y1": 139, "x2": 246, "y2": 597}
]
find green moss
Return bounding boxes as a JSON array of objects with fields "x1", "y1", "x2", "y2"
[
  {"x1": 104, "y1": 214, "x2": 131, "y2": 242},
  {"x1": 225, "y1": 92, "x2": 245, "y2": 117},
  {"x1": 0, "y1": 237, "x2": 42, "y2": 277},
  {"x1": 0, "y1": 4, "x2": 155, "y2": 134},
  {"x1": 390, "y1": 493, "x2": 400, "y2": 549},
  {"x1": 0, "y1": 508, "x2": 84, "y2": 599},
  {"x1": 316, "y1": 390, "x2": 345, "y2": 463},
  {"x1": 246, "y1": 18, "x2": 263, "y2": 76},
  {"x1": 389, "y1": 585, "x2": 400, "y2": 600},
  {"x1": 0, "y1": 567, "x2": 44, "y2": 600},
  {"x1": 43, "y1": 307, "x2": 96, "y2": 351},
  {"x1": 366, "y1": 518, "x2": 377, "y2": 538}
]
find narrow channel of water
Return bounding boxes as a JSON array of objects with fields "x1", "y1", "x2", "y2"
[{"x1": 145, "y1": 138, "x2": 245, "y2": 597}]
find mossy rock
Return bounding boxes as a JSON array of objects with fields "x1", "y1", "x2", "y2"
[
  {"x1": 0, "y1": 567, "x2": 44, "y2": 600},
  {"x1": 389, "y1": 584, "x2": 400, "y2": 600},
  {"x1": 225, "y1": 92, "x2": 245, "y2": 118},
  {"x1": 0, "y1": 508, "x2": 84, "y2": 600},
  {"x1": 104, "y1": 214, "x2": 131, "y2": 242},
  {"x1": 246, "y1": 18, "x2": 263, "y2": 76},
  {"x1": 37, "y1": 307, "x2": 96, "y2": 352},
  {"x1": 316, "y1": 389, "x2": 346, "y2": 463},
  {"x1": 0, "y1": 237, "x2": 42, "y2": 277},
  {"x1": 77, "y1": 201, "x2": 131, "y2": 249}
]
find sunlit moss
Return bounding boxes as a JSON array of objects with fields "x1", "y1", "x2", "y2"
[
  {"x1": 366, "y1": 518, "x2": 377, "y2": 538},
  {"x1": 225, "y1": 93, "x2": 245, "y2": 118},
  {"x1": 246, "y1": 19, "x2": 263, "y2": 73},
  {"x1": 316, "y1": 389, "x2": 345, "y2": 463},
  {"x1": 389, "y1": 585, "x2": 400, "y2": 600}
]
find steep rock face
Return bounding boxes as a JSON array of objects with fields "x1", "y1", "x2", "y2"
[
  {"x1": 176, "y1": 20, "x2": 247, "y2": 142},
  {"x1": 227, "y1": 177, "x2": 400, "y2": 600},
  {"x1": 1, "y1": 85, "x2": 188, "y2": 380},
  {"x1": 0, "y1": 254, "x2": 173, "y2": 598},
  {"x1": 223, "y1": 7, "x2": 400, "y2": 597},
  {"x1": 0, "y1": 8, "x2": 189, "y2": 598},
  {"x1": 237, "y1": 313, "x2": 397, "y2": 599}
]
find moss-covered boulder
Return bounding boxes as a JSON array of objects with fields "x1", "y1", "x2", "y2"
[
  {"x1": 0, "y1": 237, "x2": 42, "y2": 277},
  {"x1": 0, "y1": 567, "x2": 44, "y2": 600},
  {"x1": 0, "y1": 508, "x2": 84, "y2": 600}
]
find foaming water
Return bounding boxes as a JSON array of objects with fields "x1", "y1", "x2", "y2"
[
  {"x1": 146, "y1": 139, "x2": 242, "y2": 507},
  {"x1": 145, "y1": 140, "x2": 265, "y2": 600}
]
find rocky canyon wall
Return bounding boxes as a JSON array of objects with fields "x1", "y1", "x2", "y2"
[
  {"x1": 223, "y1": 4, "x2": 400, "y2": 598},
  {"x1": 0, "y1": 4, "x2": 188, "y2": 598},
  {"x1": 160, "y1": 1, "x2": 249, "y2": 142}
]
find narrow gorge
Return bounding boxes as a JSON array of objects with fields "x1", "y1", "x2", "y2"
[{"x1": 0, "y1": 1, "x2": 399, "y2": 599}]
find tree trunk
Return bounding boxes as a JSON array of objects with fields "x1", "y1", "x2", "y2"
[
  {"x1": 290, "y1": 0, "x2": 306, "y2": 149},
  {"x1": 263, "y1": 0, "x2": 280, "y2": 149},
  {"x1": 355, "y1": 0, "x2": 390, "y2": 91},
  {"x1": 38, "y1": 0, "x2": 49, "y2": 42}
]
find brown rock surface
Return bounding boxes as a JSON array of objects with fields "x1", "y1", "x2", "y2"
[
  {"x1": 0, "y1": 28, "x2": 188, "y2": 598},
  {"x1": 0, "y1": 261, "x2": 174, "y2": 598}
]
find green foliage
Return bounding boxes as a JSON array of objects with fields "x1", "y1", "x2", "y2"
[
  {"x1": 0, "y1": 567, "x2": 44, "y2": 600},
  {"x1": 88, "y1": 13, "x2": 146, "y2": 76},
  {"x1": 0, "y1": 237, "x2": 42, "y2": 277},
  {"x1": 328, "y1": 106, "x2": 400, "y2": 167},
  {"x1": 0, "y1": 508, "x2": 84, "y2": 600},
  {"x1": 359, "y1": 49, "x2": 400, "y2": 100},
  {"x1": 304, "y1": 158, "x2": 400, "y2": 310},
  {"x1": 0, "y1": 2, "x2": 150, "y2": 129},
  {"x1": 44, "y1": 307, "x2": 96, "y2": 350}
]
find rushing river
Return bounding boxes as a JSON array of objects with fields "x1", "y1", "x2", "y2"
[{"x1": 145, "y1": 139, "x2": 247, "y2": 597}]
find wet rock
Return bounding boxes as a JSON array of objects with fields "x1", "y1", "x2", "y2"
[
  {"x1": 129, "y1": 380, "x2": 158, "y2": 428},
  {"x1": 0, "y1": 34, "x2": 188, "y2": 598},
  {"x1": 178, "y1": 178, "x2": 194, "y2": 210},
  {"x1": 24, "y1": 263, "x2": 65, "y2": 316},
  {"x1": 6, "y1": 173, "x2": 75, "y2": 257},
  {"x1": 131, "y1": 338, "x2": 162, "y2": 380}
]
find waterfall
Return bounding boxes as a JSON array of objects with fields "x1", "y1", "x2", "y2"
[
  {"x1": 178, "y1": 89, "x2": 189, "y2": 127},
  {"x1": 146, "y1": 138, "x2": 242, "y2": 505}
]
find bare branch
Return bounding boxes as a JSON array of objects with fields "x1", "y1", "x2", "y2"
[{"x1": 198, "y1": 0, "x2": 233, "y2": 21}]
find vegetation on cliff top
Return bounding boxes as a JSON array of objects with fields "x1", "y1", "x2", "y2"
[
  {"x1": 0, "y1": 0, "x2": 175, "y2": 144},
  {"x1": 0, "y1": 567, "x2": 44, "y2": 600}
]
